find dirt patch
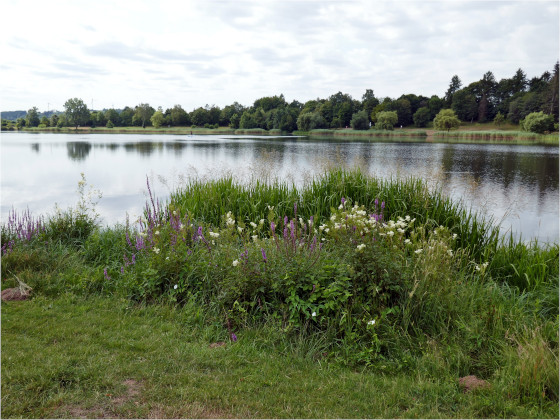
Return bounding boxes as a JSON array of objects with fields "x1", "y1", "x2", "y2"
[
  {"x1": 459, "y1": 375, "x2": 490, "y2": 392},
  {"x1": 65, "y1": 405, "x2": 113, "y2": 419},
  {"x1": 1, "y1": 287, "x2": 30, "y2": 301},
  {"x1": 111, "y1": 379, "x2": 143, "y2": 406},
  {"x1": 209, "y1": 341, "x2": 226, "y2": 348},
  {"x1": 59, "y1": 380, "x2": 144, "y2": 418}
]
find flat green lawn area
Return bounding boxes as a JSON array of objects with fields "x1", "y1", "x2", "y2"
[{"x1": 2, "y1": 294, "x2": 553, "y2": 419}]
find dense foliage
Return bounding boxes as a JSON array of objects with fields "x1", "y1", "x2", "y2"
[
  {"x1": 1, "y1": 170, "x2": 558, "y2": 412},
  {"x1": 2, "y1": 63, "x2": 558, "y2": 132}
]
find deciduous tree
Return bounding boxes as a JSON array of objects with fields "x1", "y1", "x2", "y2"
[
  {"x1": 433, "y1": 109, "x2": 461, "y2": 132},
  {"x1": 64, "y1": 98, "x2": 90, "y2": 129},
  {"x1": 374, "y1": 111, "x2": 398, "y2": 130}
]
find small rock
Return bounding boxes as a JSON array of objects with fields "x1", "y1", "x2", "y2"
[
  {"x1": 209, "y1": 342, "x2": 226, "y2": 348},
  {"x1": 1, "y1": 288, "x2": 30, "y2": 301},
  {"x1": 459, "y1": 375, "x2": 490, "y2": 392}
]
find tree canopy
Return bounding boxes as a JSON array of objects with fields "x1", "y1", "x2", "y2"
[{"x1": 63, "y1": 98, "x2": 89, "y2": 129}]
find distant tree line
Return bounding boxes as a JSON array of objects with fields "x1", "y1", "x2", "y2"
[{"x1": 2, "y1": 63, "x2": 558, "y2": 133}]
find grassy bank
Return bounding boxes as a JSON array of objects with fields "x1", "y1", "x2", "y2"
[
  {"x1": 2, "y1": 169, "x2": 558, "y2": 418},
  {"x1": 7, "y1": 125, "x2": 557, "y2": 145},
  {"x1": 433, "y1": 130, "x2": 559, "y2": 145}
]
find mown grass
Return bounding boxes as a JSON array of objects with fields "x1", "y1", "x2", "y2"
[
  {"x1": 2, "y1": 294, "x2": 557, "y2": 419},
  {"x1": 1, "y1": 168, "x2": 558, "y2": 418}
]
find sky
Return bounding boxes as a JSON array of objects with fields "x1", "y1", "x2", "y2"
[{"x1": 1, "y1": 0, "x2": 558, "y2": 113}]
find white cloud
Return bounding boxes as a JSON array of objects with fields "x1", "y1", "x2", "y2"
[{"x1": 1, "y1": 0, "x2": 558, "y2": 112}]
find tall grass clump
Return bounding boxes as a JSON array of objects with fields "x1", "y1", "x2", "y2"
[{"x1": 170, "y1": 168, "x2": 499, "y2": 261}]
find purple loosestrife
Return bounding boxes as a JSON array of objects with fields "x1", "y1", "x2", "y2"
[
  {"x1": 104, "y1": 268, "x2": 111, "y2": 281},
  {"x1": 261, "y1": 248, "x2": 267, "y2": 263},
  {"x1": 231, "y1": 333, "x2": 238, "y2": 342}
]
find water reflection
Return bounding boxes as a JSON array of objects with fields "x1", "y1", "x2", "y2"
[
  {"x1": 66, "y1": 142, "x2": 92, "y2": 161},
  {"x1": 1, "y1": 132, "x2": 558, "y2": 242}
]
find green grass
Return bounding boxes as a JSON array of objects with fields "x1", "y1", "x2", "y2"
[
  {"x1": 2, "y1": 294, "x2": 557, "y2": 419},
  {"x1": 432, "y1": 130, "x2": 559, "y2": 145},
  {"x1": 170, "y1": 168, "x2": 500, "y2": 260},
  {"x1": 307, "y1": 128, "x2": 428, "y2": 138},
  {"x1": 1, "y1": 168, "x2": 558, "y2": 418}
]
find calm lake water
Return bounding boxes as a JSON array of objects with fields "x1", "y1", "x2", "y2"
[{"x1": 1, "y1": 132, "x2": 558, "y2": 243}]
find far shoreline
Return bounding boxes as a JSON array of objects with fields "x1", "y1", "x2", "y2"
[{"x1": 2, "y1": 125, "x2": 558, "y2": 146}]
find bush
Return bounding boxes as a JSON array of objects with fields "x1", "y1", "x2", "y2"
[
  {"x1": 106, "y1": 120, "x2": 114, "y2": 128},
  {"x1": 374, "y1": 111, "x2": 398, "y2": 130},
  {"x1": 520, "y1": 111, "x2": 555, "y2": 134},
  {"x1": 297, "y1": 111, "x2": 327, "y2": 131},
  {"x1": 350, "y1": 110, "x2": 370, "y2": 130},
  {"x1": 433, "y1": 109, "x2": 461, "y2": 132}
]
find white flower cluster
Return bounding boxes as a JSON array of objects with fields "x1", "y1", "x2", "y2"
[
  {"x1": 225, "y1": 211, "x2": 236, "y2": 227},
  {"x1": 325, "y1": 202, "x2": 415, "y2": 241}
]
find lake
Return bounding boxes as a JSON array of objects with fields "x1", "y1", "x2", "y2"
[{"x1": 1, "y1": 132, "x2": 558, "y2": 243}]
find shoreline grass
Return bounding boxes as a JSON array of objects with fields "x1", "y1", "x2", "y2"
[
  {"x1": 1, "y1": 168, "x2": 558, "y2": 418},
  {"x1": 433, "y1": 130, "x2": 559, "y2": 145},
  {"x1": 5, "y1": 125, "x2": 557, "y2": 145}
]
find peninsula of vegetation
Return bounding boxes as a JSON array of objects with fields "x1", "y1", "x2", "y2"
[{"x1": 2, "y1": 167, "x2": 558, "y2": 418}]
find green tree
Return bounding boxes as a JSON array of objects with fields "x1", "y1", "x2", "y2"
[
  {"x1": 134, "y1": 103, "x2": 154, "y2": 128},
  {"x1": 150, "y1": 109, "x2": 165, "y2": 128},
  {"x1": 105, "y1": 109, "x2": 120, "y2": 126},
  {"x1": 433, "y1": 109, "x2": 461, "y2": 132},
  {"x1": 427, "y1": 95, "x2": 444, "y2": 118},
  {"x1": 374, "y1": 111, "x2": 398, "y2": 130},
  {"x1": 39, "y1": 116, "x2": 50, "y2": 127},
  {"x1": 452, "y1": 89, "x2": 478, "y2": 122},
  {"x1": 50, "y1": 114, "x2": 59, "y2": 127},
  {"x1": 361, "y1": 89, "x2": 379, "y2": 121},
  {"x1": 64, "y1": 98, "x2": 90, "y2": 129},
  {"x1": 191, "y1": 107, "x2": 209, "y2": 126},
  {"x1": 386, "y1": 98, "x2": 412, "y2": 126},
  {"x1": 169, "y1": 105, "x2": 189, "y2": 126},
  {"x1": 493, "y1": 112, "x2": 505, "y2": 126},
  {"x1": 413, "y1": 107, "x2": 431, "y2": 127},
  {"x1": 520, "y1": 111, "x2": 554, "y2": 134},
  {"x1": 25, "y1": 106, "x2": 40, "y2": 127},
  {"x1": 120, "y1": 107, "x2": 134, "y2": 126},
  {"x1": 296, "y1": 111, "x2": 326, "y2": 131},
  {"x1": 350, "y1": 110, "x2": 369, "y2": 130},
  {"x1": 444, "y1": 75, "x2": 462, "y2": 105},
  {"x1": 16, "y1": 118, "x2": 26, "y2": 130}
]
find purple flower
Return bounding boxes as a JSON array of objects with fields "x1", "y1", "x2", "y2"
[
  {"x1": 104, "y1": 268, "x2": 111, "y2": 281},
  {"x1": 231, "y1": 333, "x2": 237, "y2": 342},
  {"x1": 261, "y1": 248, "x2": 267, "y2": 263},
  {"x1": 341, "y1": 197, "x2": 346, "y2": 205}
]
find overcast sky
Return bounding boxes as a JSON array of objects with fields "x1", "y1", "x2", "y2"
[{"x1": 1, "y1": 0, "x2": 558, "y2": 112}]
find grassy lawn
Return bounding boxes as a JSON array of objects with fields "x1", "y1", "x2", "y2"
[{"x1": 3, "y1": 293, "x2": 553, "y2": 419}]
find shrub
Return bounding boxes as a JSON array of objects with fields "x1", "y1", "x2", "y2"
[
  {"x1": 106, "y1": 120, "x2": 114, "y2": 128},
  {"x1": 520, "y1": 111, "x2": 555, "y2": 134},
  {"x1": 350, "y1": 110, "x2": 370, "y2": 130},
  {"x1": 433, "y1": 109, "x2": 461, "y2": 132},
  {"x1": 374, "y1": 111, "x2": 398, "y2": 130}
]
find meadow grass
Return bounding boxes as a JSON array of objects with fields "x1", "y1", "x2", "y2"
[{"x1": 1, "y1": 168, "x2": 558, "y2": 418}]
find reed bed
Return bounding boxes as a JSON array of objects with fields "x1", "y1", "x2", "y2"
[{"x1": 434, "y1": 130, "x2": 559, "y2": 145}]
